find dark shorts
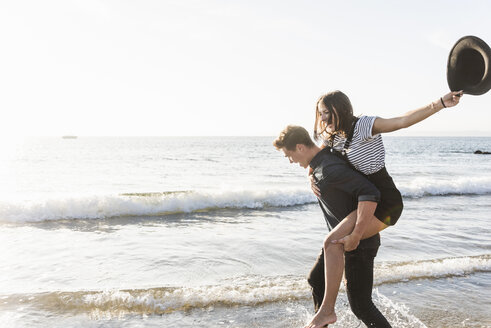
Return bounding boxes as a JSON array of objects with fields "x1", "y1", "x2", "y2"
[{"x1": 367, "y1": 167, "x2": 403, "y2": 226}]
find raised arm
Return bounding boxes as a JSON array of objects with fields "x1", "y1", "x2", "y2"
[{"x1": 372, "y1": 90, "x2": 463, "y2": 135}]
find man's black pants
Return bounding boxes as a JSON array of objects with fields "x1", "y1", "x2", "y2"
[{"x1": 307, "y1": 246, "x2": 392, "y2": 327}]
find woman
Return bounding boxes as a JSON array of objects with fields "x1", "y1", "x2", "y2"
[{"x1": 304, "y1": 90, "x2": 463, "y2": 328}]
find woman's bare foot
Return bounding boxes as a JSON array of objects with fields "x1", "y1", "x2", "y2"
[{"x1": 304, "y1": 309, "x2": 337, "y2": 328}]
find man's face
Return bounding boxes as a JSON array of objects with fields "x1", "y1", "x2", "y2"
[{"x1": 282, "y1": 145, "x2": 309, "y2": 168}]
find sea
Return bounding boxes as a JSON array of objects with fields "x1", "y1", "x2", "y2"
[{"x1": 0, "y1": 136, "x2": 490, "y2": 328}]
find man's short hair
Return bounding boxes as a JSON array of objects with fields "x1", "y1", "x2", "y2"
[{"x1": 273, "y1": 125, "x2": 315, "y2": 151}]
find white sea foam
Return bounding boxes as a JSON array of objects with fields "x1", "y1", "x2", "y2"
[
  {"x1": 399, "y1": 176, "x2": 491, "y2": 197},
  {"x1": 0, "y1": 188, "x2": 315, "y2": 223},
  {"x1": 1, "y1": 176, "x2": 491, "y2": 223},
  {"x1": 372, "y1": 289, "x2": 428, "y2": 328},
  {"x1": 375, "y1": 254, "x2": 491, "y2": 285},
  {"x1": 5, "y1": 255, "x2": 489, "y2": 316}
]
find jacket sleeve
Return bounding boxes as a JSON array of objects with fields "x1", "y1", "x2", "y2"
[{"x1": 318, "y1": 162, "x2": 380, "y2": 203}]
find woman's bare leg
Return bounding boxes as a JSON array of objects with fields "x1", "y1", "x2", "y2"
[{"x1": 304, "y1": 210, "x2": 388, "y2": 328}]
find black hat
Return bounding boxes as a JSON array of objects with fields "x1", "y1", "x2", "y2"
[{"x1": 447, "y1": 35, "x2": 491, "y2": 95}]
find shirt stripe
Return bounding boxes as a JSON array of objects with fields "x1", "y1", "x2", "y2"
[{"x1": 324, "y1": 116, "x2": 385, "y2": 175}]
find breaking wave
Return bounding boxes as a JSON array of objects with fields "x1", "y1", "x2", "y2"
[
  {"x1": 398, "y1": 176, "x2": 491, "y2": 198},
  {"x1": 0, "y1": 189, "x2": 314, "y2": 223},
  {"x1": 1, "y1": 176, "x2": 491, "y2": 223},
  {"x1": 2, "y1": 254, "x2": 488, "y2": 316}
]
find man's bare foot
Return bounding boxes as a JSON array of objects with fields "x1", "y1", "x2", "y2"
[{"x1": 304, "y1": 309, "x2": 337, "y2": 328}]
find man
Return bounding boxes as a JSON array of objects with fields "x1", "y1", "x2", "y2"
[{"x1": 274, "y1": 125, "x2": 391, "y2": 327}]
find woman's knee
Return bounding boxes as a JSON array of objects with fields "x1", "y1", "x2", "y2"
[
  {"x1": 322, "y1": 211, "x2": 358, "y2": 248},
  {"x1": 323, "y1": 238, "x2": 344, "y2": 253},
  {"x1": 322, "y1": 236, "x2": 332, "y2": 249}
]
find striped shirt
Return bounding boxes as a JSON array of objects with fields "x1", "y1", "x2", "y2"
[{"x1": 324, "y1": 115, "x2": 385, "y2": 175}]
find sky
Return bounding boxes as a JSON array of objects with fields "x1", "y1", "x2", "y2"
[{"x1": 1, "y1": 0, "x2": 490, "y2": 137}]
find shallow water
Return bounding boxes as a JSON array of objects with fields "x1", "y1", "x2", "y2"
[{"x1": 1, "y1": 136, "x2": 490, "y2": 327}]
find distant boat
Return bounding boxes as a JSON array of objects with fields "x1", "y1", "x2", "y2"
[{"x1": 62, "y1": 136, "x2": 78, "y2": 139}]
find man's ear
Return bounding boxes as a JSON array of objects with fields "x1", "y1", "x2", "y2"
[{"x1": 296, "y1": 144, "x2": 304, "y2": 152}]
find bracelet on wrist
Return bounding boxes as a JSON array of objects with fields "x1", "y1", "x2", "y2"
[{"x1": 440, "y1": 97, "x2": 447, "y2": 108}]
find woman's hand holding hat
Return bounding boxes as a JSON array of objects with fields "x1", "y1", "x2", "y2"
[{"x1": 441, "y1": 90, "x2": 463, "y2": 108}]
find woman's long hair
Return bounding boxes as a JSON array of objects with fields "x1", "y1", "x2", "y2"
[{"x1": 313, "y1": 90, "x2": 356, "y2": 145}]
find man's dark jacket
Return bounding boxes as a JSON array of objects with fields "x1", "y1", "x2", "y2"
[{"x1": 310, "y1": 147, "x2": 381, "y2": 248}]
